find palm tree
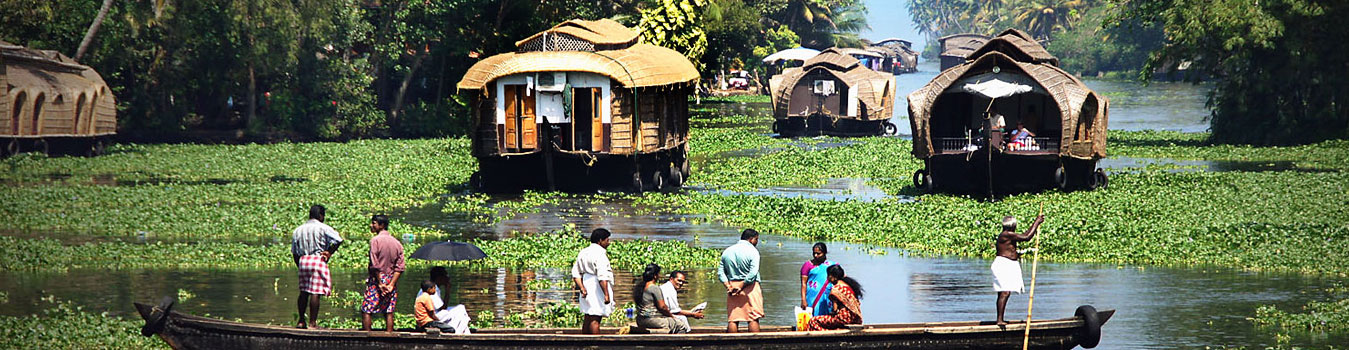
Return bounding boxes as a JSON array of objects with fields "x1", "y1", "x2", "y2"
[{"x1": 1009, "y1": 0, "x2": 1085, "y2": 41}]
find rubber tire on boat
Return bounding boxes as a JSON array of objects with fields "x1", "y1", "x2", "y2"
[
  {"x1": 33, "y1": 138, "x2": 49, "y2": 156},
  {"x1": 469, "y1": 172, "x2": 486, "y2": 192},
  {"x1": 87, "y1": 138, "x2": 106, "y2": 157},
  {"x1": 141, "y1": 296, "x2": 176, "y2": 336},
  {"x1": 631, "y1": 172, "x2": 644, "y2": 193},
  {"x1": 1054, "y1": 166, "x2": 1069, "y2": 191},
  {"x1": 1094, "y1": 169, "x2": 1109, "y2": 190},
  {"x1": 883, "y1": 122, "x2": 898, "y2": 136},
  {"x1": 651, "y1": 171, "x2": 665, "y2": 191},
  {"x1": 913, "y1": 169, "x2": 927, "y2": 189},
  {"x1": 669, "y1": 167, "x2": 683, "y2": 188},
  {"x1": 1075, "y1": 305, "x2": 1103, "y2": 348},
  {"x1": 3, "y1": 139, "x2": 16, "y2": 157}
]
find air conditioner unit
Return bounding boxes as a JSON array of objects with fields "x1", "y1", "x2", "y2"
[
  {"x1": 812, "y1": 80, "x2": 836, "y2": 96},
  {"x1": 536, "y1": 72, "x2": 566, "y2": 92}
]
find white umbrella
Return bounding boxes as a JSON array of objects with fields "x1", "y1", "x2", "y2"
[
  {"x1": 953, "y1": 71, "x2": 1040, "y2": 99},
  {"x1": 762, "y1": 47, "x2": 821, "y2": 64}
]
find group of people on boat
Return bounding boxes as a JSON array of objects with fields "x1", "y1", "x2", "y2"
[
  {"x1": 287, "y1": 204, "x2": 1044, "y2": 335},
  {"x1": 570, "y1": 228, "x2": 867, "y2": 334},
  {"x1": 289, "y1": 205, "x2": 470, "y2": 334}
]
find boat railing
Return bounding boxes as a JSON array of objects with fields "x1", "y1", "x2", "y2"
[
  {"x1": 1006, "y1": 137, "x2": 1059, "y2": 153},
  {"x1": 936, "y1": 137, "x2": 978, "y2": 153}
]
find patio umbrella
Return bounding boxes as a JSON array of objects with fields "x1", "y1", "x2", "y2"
[
  {"x1": 761, "y1": 47, "x2": 821, "y2": 64},
  {"x1": 410, "y1": 241, "x2": 488, "y2": 261}
]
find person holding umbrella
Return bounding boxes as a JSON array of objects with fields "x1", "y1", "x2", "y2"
[{"x1": 571, "y1": 228, "x2": 614, "y2": 334}]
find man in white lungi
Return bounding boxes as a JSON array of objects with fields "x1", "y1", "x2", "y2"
[
  {"x1": 993, "y1": 214, "x2": 1044, "y2": 325},
  {"x1": 571, "y1": 228, "x2": 614, "y2": 334}
]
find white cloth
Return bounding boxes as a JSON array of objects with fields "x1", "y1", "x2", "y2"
[
  {"x1": 578, "y1": 274, "x2": 615, "y2": 316},
  {"x1": 416, "y1": 288, "x2": 471, "y2": 334},
  {"x1": 660, "y1": 281, "x2": 689, "y2": 329},
  {"x1": 571, "y1": 243, "x2": 615, "y2": 316},
  {"x1": 991, "y1": 256, "x2": 1024, "y2": 293}
]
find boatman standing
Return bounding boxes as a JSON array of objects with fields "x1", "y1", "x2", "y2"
[
  {"x1": 571, "y1": 228, "x2": 614, "y2": 334},
  {"x1": 718, "y1": 229, "x2": 763, "y2": 333},
  {"x1": 992, "y1": 214, "x2": 1044, "y2": 326},
  {"x1": 291, "y1": 205, "x2": 343, "y2": 329}
]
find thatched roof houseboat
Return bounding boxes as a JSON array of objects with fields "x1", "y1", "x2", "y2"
[
  {"x1": 873, "y1": 38, "x2": 919, "y2": 73},
  {"x1": 770, "y1": 48, "x2": 896, "y2": 137},
  {"x1": 909, "y1": 29, "x2": 1109, "y2": 196},
  {"x1": 1, "y1": 41, "x2": 116, "y2": 156},
  {"x1": 457, "y1": 19, "x2": 698, "y2": 192},
  {"x1": 938, "y1": 33, "x2": 991, "y2": 71}
]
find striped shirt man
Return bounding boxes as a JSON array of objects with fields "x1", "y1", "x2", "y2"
[{"x1": 292, "y1": 219, "x2": 343, "y2": 260}]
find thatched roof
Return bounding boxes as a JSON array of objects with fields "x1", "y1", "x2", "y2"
[
  {"x1": 835, "y1": 47, "x2": 883, "y2": 58},
  {"x1": 513, "y1": 19, "x2": 638, "y2": 47},
  {"x1": 2, "y1": 40, "x2": 109, "y2": 96},
  {"x1": 773, "y1": 49, "x2": 894, "y2": 120},
  {"x1": 939, "y1": 33, "x2": 990, "y2": 59},
  {"x1": 965, "y1": 29, "x2": 1058, "y2": 66},
  {"x1": 907, "y1": 51, "x2": 1106, "y2": 159},
  {"x1": 458, "y1": 20, "x2": 697, "y2": 90}
]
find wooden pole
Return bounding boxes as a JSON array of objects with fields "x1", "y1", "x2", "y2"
[{"x1": 1022, "y1": 203, "x2": 1043, "y2": 350}]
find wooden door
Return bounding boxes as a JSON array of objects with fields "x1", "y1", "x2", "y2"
[
  {"x1": 503, "y1": 85, "x2": 519, "y2": 150},
  {"x1": 520, "y1": 90, "x2": 537, "y2": 149},
  {"x1": 591, "y1": 88, "x2": 604, "y2": 152}
]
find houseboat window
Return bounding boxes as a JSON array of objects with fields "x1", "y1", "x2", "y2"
[
  {"x1": 31, "y1": 93, "x2": 45, "y2": 135},
  {"x1": 10, "y1": 91, "x2": 25, "y2": 134}
]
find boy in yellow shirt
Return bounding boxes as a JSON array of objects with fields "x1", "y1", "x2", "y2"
[{"x1": 414, "y1": 280, "x2": 455, "y2": 333}]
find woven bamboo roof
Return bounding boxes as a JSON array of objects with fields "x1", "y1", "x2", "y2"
[
  {"x1": 459, "y1": 20, "x2": 697, "y2": 90},
  {"x1": 907, "y1": 51, "x2": 1105, "y2": 159},
  {"x1": 513, "y1": 19, "x2": 638, "y2": 48},
  {"x1": 939, "y1": 33, "x2": 990, "y2": 59},
  {"x1": 2, "y1": 40, "x2": 108, "y2": 96},
  {"x1": 965, "y1": 29, "x2": 1058, "y2": 66},
  {"x1": 773, "y1": 49, "x2": 894, "y2": 120}
]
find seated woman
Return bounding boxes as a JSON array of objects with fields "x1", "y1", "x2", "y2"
[
  {"x1": 1008, "y1": 121, "x2": 1037, "y2": 150},
  {"x1": 635, "y1": 263, "x2": 690, "y2": 334},
  {"x1": 805, "y1": 265, "x2": 864, "y2": 331}
]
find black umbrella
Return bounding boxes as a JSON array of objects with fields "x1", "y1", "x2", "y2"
[{"x1": 409, "y1": 241, "x2": 488, "y2": 261}]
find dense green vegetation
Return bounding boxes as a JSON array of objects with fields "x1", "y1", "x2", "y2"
[
  {"x1": 1118, "y1": 0, "x2": 1348, "y2": 146},
  {"x1": 0, "y1": 301, "x2": 168, "y2": 349},
  {"x1": 0, "y1": 0, "x2": 868, "y2": 140}
]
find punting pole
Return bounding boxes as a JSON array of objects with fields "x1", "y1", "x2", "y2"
[{"x1": 1022, "y1": 203, "x2": 1043, "y2": 350}]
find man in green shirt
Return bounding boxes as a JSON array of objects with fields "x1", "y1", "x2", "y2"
[{"x1": 718, "y1": 229, "x2": 763, "y2": 333}]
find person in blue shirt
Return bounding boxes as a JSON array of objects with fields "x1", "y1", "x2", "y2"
[{"x1": 718, "y1": 229, "x2": 763, "y2": 333}]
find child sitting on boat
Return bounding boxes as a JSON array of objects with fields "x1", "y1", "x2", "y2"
[{"x1": 414, "y1": 280, "x2": 458, "y2": 333}]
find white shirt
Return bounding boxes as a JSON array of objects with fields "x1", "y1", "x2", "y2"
[
  {"x1": 570, "y1": 243, "x2": 613, "y2": 281},
  {"x1": 660, "y1": 281, "x2": 681, "y2": 313}
]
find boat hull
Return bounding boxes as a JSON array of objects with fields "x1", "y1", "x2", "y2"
[
  {"x1": 924, "y1": 149, "x2": 1099, "y2": 196},
  {"x1": 774, "y1": 114, "x2": 894, "y2": 137},
  {"x1": 136, "y1": 302, "x2": 1113, "y2": 350}
]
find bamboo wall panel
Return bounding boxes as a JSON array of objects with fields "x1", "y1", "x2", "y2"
[{"x1": 610, "y1": 87, "x2": 633, "y2": 154}]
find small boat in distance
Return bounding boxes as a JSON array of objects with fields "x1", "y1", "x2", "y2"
[
  {"x1": 770, "y1": 48, "x2": 897, "y2": 137},
  {"x1": 136, "y1": 299, "x2": 1113, "y2": 350}
]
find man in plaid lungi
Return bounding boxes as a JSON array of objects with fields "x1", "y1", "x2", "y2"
[
  {"x1": 362, "y1": 214, "x2": 404, "y2": 334},
  {"x1": 291, "y1": 205, "x2": 343, "y2": 329}
]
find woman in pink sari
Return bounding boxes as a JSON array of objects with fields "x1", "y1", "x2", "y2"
[{"x1": 805, "y1": 264, "x2": 864, "y2": 331}]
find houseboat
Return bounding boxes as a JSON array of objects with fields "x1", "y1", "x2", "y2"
[
  {"x1": 938, "y1": 33, "x2": 991, "y2": 71},
  {"x1": 873, "y1": 38, "x2": 919, "y2": 73},
  {"x1": 908, "y1": 29, "x2": 1109, "y2": 197},
  {"x1": 1, "y1": 40, "x2": 116, "y2": 157},
  {"x1": 770, "y1": 48, "x2": 897, "y2": 137},
  {"x1": 457, "y1": 19, "x2": 699, "y2": 192}
]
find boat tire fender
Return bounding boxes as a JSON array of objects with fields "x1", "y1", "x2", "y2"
[
  {"x1": 1075, "y1": 305, "x2": 1102, "y2": 348},
  {"x1": 141, "y1": 296, "x2": 176, "y2": 336},
  {"x1": 651, "y1": 171, "x2": 664, "y2": 191},
  {"x1": 1054, "y1": 166, "x2": 1068, "y2": 191},
  {"x1": 669, "y1": 167, "x2": 684, "y2": 188},
  {"x1": 883, "y1": 122, "x2": 898, "y2": 136},
  {"x1": 913, "y1": 169, "x2": 926, "y2": 188},
  {"x1": 1094, "y1": 169, "x2": 1108, "y2": 190}
]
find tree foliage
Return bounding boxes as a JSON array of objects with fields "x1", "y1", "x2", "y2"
[
  {"x1": 639, "y1": 0, "x2": 710, "y2": 70},
  {"x1": 1119, "y1": 0, "x2": 1348, "y2": 145}
]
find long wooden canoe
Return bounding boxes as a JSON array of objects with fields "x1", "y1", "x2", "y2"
[{"x1": 136, "y1": 299, "x2": 1112, "y2": 350}]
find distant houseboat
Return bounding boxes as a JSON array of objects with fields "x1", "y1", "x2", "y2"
[
  {"x1": 909, "y1": 29, "x2": 1109, "y2": 197},
  {"x1": 1, "y1": 41, "x2": 116, "y2": 157},
  {"x1": 873, "y1": 38, "x2": 919, "y2": 74},
  {"x1": 938, "y1": 33, "x2": 991, "y2": 71},
  {"x1": 457, "y1": 19, "x2": 698, "y2": 192},
  {"x1": 770, "y1": 48, "x2": 896, "y2": 137}
]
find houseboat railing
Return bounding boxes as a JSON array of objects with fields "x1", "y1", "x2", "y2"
[{"x1": 935, "y1": 137, "x2": 1059, "y2": 153}]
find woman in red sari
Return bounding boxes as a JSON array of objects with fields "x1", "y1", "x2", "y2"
[{"x1": 805, "y1": 264, "x2": 864, "y2": 331}]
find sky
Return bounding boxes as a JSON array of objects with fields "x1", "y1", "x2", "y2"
[{"x1": 857, "y1": 0, "x2": 925, "y2": 50}]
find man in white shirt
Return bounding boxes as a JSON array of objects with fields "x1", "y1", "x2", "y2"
[
  {"x1": 571, "y1": 228, "x2": 614, "y2": 334},
  {"x1": 415, "y1": 266, "x2": 471, "y2": 334},
  {"x1": 660, "y1": 270, "x2": 704, "y2": 330}
]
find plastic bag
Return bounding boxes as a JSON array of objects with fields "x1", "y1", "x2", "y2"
[{"x1": 794, "y1": 306, "x2": 810, "y2": 331}]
